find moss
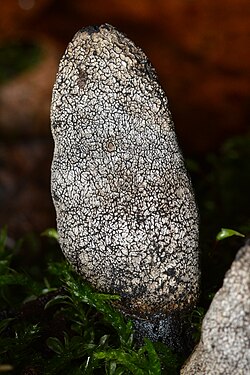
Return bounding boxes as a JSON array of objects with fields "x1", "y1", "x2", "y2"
[{"x1": 0, "y1": 228, "x2": 181, "y2": 374}]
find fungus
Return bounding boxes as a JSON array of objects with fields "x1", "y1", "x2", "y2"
[
  {"x1": 181, "y1": 244, "x2": 250, "y2": 373},
  {"x1": 50, "y1": 24, "x2": 199, "y2": 351}
]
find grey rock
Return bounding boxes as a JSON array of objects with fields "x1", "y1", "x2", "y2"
[
  {"x1": 181, "y1": 244, "x2": 250, "y2": 374},
  {"x1": 50, "y1": 24, "x2": 199, "y2": 349}
]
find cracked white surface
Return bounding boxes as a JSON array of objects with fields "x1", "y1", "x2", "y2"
[
  {"x1": 50, "y1": 24, "x2": 199, "y2": 318},
  {"x1": 182, "y1": 244, "x2": 250, "y2": 374}
]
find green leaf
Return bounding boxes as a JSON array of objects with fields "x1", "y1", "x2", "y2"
[
  {"x1": 46, "y1": 337, "x2": 65, "y2": 355},
  {"x1": 41, "y1": 228, "x2": 59, "y2": 241},
  {"x1": 44, "y1": 294, "x2": 73, "y2": 309},
  {"x1": 69, "y1": 336, "x2": 87, "y2": 357},
  {"x1": 64, "y1": 273, "x2": 133, "y2": 348},
  {"x1": 108, "y1": 360, "x2": 117, "y2": 375},
  {"x1": 94, "y1": 349, "x2": 145, "y2": 374},
  {"x1": 98, "y1": 334, "x2": 109, "y2": 347},
  {"x1": 143, "y1": 339, "x2": 161, "y2": 375},
  {"x1": 152, "y1": 342, "x2": 180, "y2": 374},
  {"x1": 216, "y1": 228, "x2": 245, "y2": 241},
  {"x1": 47, "y1": 261, "x2": 70, "y2": 276}
]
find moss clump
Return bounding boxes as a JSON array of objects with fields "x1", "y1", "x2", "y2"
[{"x1": 0, "y1": 228, "x2": 181, "y2": 375}]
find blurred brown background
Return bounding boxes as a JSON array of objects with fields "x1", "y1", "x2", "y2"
[{"x1": 0, "y1": 0, "x2": 250, "y2": 238}]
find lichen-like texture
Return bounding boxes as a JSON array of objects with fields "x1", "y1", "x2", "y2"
[
  {"x1": 51, "y1": 24, "x2": 199, "y2": 322},
  {"x1": 181, "y1": 244, "x2": 250, "y2": 375}
]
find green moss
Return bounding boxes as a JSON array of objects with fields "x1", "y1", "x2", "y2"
[{"x1": 0, "y1": 228, "x2": 181, "y2": 375}]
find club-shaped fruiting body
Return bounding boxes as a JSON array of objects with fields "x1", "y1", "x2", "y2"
[
  {"x1": 181, "y1": 244, "x2": 250, "y2": 374},
  {"x1": 51, "y1": 24, "x2": 199, "y2": 349}
]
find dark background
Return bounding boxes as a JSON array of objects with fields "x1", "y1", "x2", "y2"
[{"x1": 0, "y1": 0, "x2": 250, "y2": 238}]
